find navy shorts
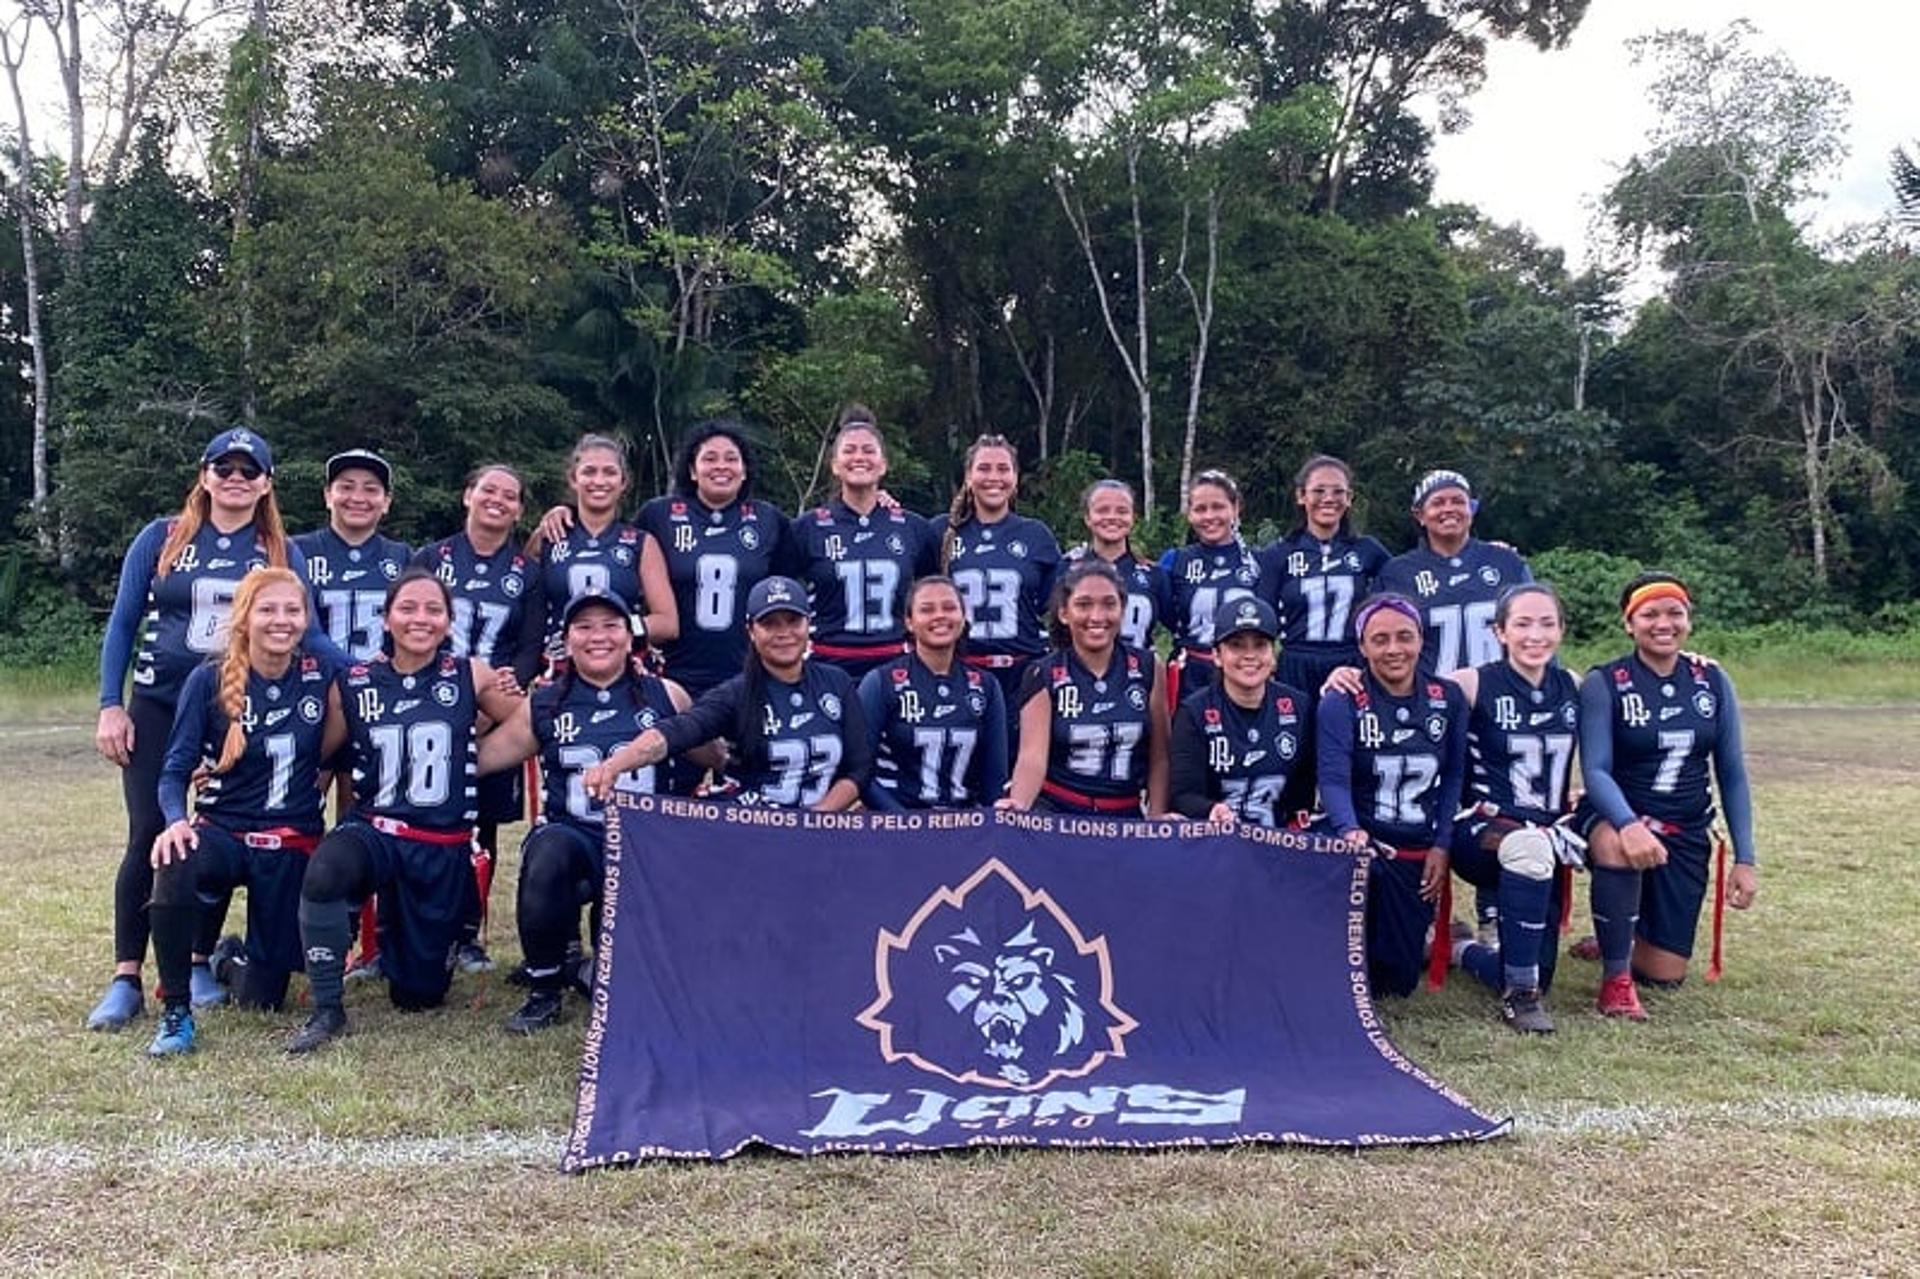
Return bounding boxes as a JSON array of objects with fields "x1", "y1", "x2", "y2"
[
  {"x1": 1366, "y1": 851, "x2": 1435, "y2": 1000},
  {"x1": 332, "y1": 821, "x2": 474, "y2": 1008},
  {"x1": 189, "y1": 824, "x2": 314, "y2": 976},
  {"x1": 1573, "y1": 801, "x2": 1714, "y2": 959},
  {"x1": 1278, "y1": 651, "x2": 1349, "y2": 702},
  {"x1": 476, "y1": 768, "x2": 523, "y2": 826}
]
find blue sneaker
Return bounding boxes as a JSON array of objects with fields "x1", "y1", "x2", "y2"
[
  {"x1": 189, "y1": 962, "x2": 229, "y2": 1009},
  {"x1": 147, "y1": 1007, "x2": 197, "y2": 1057},
  {"x1": 86, "y1": 978, "x2": 144, "y2": 1031}
]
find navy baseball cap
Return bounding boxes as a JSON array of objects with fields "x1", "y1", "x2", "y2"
[
  {"x1": 326, "y1": 448, "x2": 393, "y2": 489},
  {"x1": 201, "y1": 427, "x2": 274, "y2": 475},
  {"x1": 745, "y1": 576, "x2": 811, "y2": 621},
  {"x1": 561, "y1": 589, "x2": 633, "y2": 629},
  {"x1": 1213, "y1": 596, "x2": 1279, "y2": 643}
]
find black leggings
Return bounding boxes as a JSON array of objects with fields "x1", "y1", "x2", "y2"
[
  {"x1": 114, "y1": 696, "x2": 230, "y2": 965},
  {"x1": 151, "y1": 852, "x2": 294, "y2": 1011},
  {"x1": 516, "y1": 823, "x2": 601, "y2": 985}
]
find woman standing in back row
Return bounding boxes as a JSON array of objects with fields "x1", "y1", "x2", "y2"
[{"x1": 90, "y1": 429, "x2": 330, "y2": 1031}]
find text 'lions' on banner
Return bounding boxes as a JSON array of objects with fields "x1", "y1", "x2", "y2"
[{"x1": 564, "y1": 800, "x2": 1509, "y2": 1167}]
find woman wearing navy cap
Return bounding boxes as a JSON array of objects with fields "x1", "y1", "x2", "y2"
[
  {"x1": 586, "y1": 576, "x2": 873, "y2": 811},
  {"x1": 90, "y1": 428, "x2": 330, "y2": 1030},
  {"x1": 1168, "y1": 597, "x2": 1314, "y2": 827}
]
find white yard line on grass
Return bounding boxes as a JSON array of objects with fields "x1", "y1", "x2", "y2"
[
  {"x1": 0, "y1": 725, "x2": 88, "y2": 739},
  {"x1": 2, "y1": 1093, "x2": 1916, "y2": 1174}
]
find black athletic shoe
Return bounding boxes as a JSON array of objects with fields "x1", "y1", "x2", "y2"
[
  {"x1": 1500, "y1": 988, "x2": 1555, "y2": 1035},
  {"x1": 567, "y1": 955, "x2": 595, "y2": 999},
  {"x1": 285, "y1": 1006, "x2": 349, "y2": 1055},
  {"x1": 506, "y1": 989, "x2": 564, "y2": 1035}
]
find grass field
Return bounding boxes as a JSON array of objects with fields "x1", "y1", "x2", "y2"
[{"x1": 2, "y1": 690, "x2": 1917, "y2": 1275}]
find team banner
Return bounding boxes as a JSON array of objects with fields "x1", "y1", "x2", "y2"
[{"x1": 563, "y1": 799, "x2": 1508, "y2": 1168}]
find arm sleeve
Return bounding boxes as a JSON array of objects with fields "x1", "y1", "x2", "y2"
[
  {"x1": 856, "y1": 670, "x2": 903, "y2": 812},
  {"x1": 977, "y1": 677, "x2": 1009, "y2": 805},
  {"x1": 158, "y1": 667, "x2": 211, "y2": 824},
  {"x1": 659, "y1": 678, "x2": 745, "y2": 756},
  {"x1": 837, "y1": 677, "x2": 874, "y2": 788},
  {"x1": 1578, "y1": 671, "x2": 1637, "y2": 829},
  {"x1": 1431, "y1": 693, "x2": 1469, "y2": 850},
  {"x1": 1167, "y1": 703, "x2": 1215, "y2": 819},
  {"x1": 100, "y1": 521, "x2": 165, "y2": 708},
  {"x1": 1316, "y1": 691, "x2": 1360, "y2": 835},
  {"x1": 1712, "y1": 669, "x2": 1757, "y2": 865},
  {"x1": 285, "y1": 544, "x2": 350, "y2": 668}
]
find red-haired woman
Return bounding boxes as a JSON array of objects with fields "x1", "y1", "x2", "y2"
[{"x1": 89, "y1": 429, "x2": 334, "y2": 1031}]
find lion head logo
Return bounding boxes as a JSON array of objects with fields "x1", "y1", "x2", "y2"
[{"x1": 857, "y1": 860, "x2": 1136, "y2": 1091}]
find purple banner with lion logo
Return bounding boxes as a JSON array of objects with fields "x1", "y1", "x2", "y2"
[{"x1": 562, "y1": 799, "x2": 1508, "y2": 1168}]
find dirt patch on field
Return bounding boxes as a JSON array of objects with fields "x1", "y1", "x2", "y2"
[{"x1": 1742, "y1": 705, "x2": 1920, "y2": 783}]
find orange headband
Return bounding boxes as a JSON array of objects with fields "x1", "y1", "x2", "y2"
[{"x1": 1623, "y1": 581, "x2": 1691, "y2": 618}]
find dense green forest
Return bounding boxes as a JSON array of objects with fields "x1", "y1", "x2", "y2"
[{"x1": 2, "y1": 2, "x2": 1916, "y2": 656}]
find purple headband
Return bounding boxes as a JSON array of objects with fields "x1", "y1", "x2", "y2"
[{"x1": 1353, "y1": 595, "x2": 1423, "y2": 639}]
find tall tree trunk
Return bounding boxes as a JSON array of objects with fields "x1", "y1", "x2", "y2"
[
  {"x1": 1174, "y1": 190, "x2": 1219, "y2": 508},
  {"x1": 1, "y1": 21, "x2": 54, "y2": 551},
  {"x1": 1125, "y1": 143, "x2": 1154, "y2": 521}
]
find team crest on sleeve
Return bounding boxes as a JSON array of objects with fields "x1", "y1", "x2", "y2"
[
  {"x1": 502, "y1": 572, "x2": 524, "y2": 598},
  {"x1": 382, "y1": 559, "x2": 400, "y2": 580},
  {"x1": 1127, "y1": 685, "x2": 1147, "y2": 711},
  {"x1": 432, "y1": 680, "x2": 459, "y2": 707},
  {"x1": 299, "y1": 695, "x2": 323, "y2": 724},
  {"x1": 857, "y1": 860, "x2": 1136, "y2": 1091},
  {"x1": 821, "y1": 693, "x2": 843, "y2": 722},
  {"x1": 1478, "y1": 565, "x2": 1501, "y2": 586},
  {"x1": 1693, "y1": 690, "x2": 1716, "y2": 718},
  {"x1": 739, "y1": 526, "x2": 760, "y2": 551}
]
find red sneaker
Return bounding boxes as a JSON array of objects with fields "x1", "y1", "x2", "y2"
[{"x1": 1596, "y1": 972, "x2": 1648, "y2": 1021}]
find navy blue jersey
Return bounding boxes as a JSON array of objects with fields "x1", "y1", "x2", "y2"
[
  {"x1": 531, "y1": 668, "x2": 694, "y2": 830},
  {"x1": 295, "y1": 527, "x2": 411, "y2": 661},
  {"x1": 1168, "y1": 679, "x2": 1312, "y2": 826},
  {"x1": 1256, "y1": 531, "x2": 1390, "y2": 660},
  {"x1": 531, "y1": 519, "x2": 646, "y2": 659},
  {"x1": 1374, "y1": 539, "x2": 1531, "y2": 675},
  {"x1": 125, "y1": 520, "x2": 278, "y2": 704},
  {"x1": 1317, "y1": 673, "x2": 1467, "y2": 849},
  {"x1": 1020, "y1": 643, "x2": 1156, "y2": 802},
  {"x1": 636, "y1": 495, "x2": 791, "y2": 694},
  {"x1": 658, "y1": 661, "x2": 873, "y2": 807},
  {"x1": 339, "y1": 653, "x2": 479, "y2": 829},
  {"x1": 1160, "y1": 540, "x2": 1261, "y2": 656},
  {"x1": 790, "y1": 501, "x2": 938, "y2": 655},
  {"x1": 932, "y1": 513, "x2": 1061, "y2": 661},
  {"x1": 1064, "y1": 546, "x2": 1171, "y2": 651},
  {"x1": 157, "y1": 653, "x2": 336, "y2": 833},
  {"x1": 1584, "y1": 654, "x2": 1730, "y2": 829},
  {"x1": 412, "y1": 534, "x2": 534, "y2": 667},
  {"x1": 857, "y1": 654, "x2": 1009, "y2": 809},
  {"x1": 1464, "y1": 660, "x2": 1579, "y2": 826}
]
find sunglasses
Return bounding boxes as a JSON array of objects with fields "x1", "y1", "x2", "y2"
[{"x1": 210, "y1": 458, "x2": 264, "y2": 481}]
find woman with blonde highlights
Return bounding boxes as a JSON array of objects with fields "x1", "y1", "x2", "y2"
[
  {"x1": 89, "y1": 429, "x2": 335, "y2": 1032},
  {"x1": 144, "y1": 569, "x2": 347, "y2": 1055}
]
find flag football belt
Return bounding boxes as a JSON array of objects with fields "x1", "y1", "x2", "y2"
[
  {"x1": 1639, "y1": 815, "x2": 1732, "y2": 983},
  {"x1": 1040, "y1": 781, "x2": 1142, "y2": 814},
  {"x1": 367, "y1": 815, "x2": 474, "y2": 846},
  {"x1": 810, "y1": 640, "x2": 908, "y2": 662},
  {"x1": 962, "y1": 653, "x2": 1028, "y2": 670},
  {"x1": 1165, "y1": 648, "x2": 1213, "y2": 710},
  {"x1": 198, "y1": 822, "x2": 319, "y2": 854},
  {"x1": 1179, "y1": 647, "x2": 1216, "y2": 665}
]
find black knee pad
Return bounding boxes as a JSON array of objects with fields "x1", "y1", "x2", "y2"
[
  {"x1": 389, "y1": 983, "x2": 446, "y2": 1012},
  {"x1": 236, "y1": 964, "x2": 293, "y2": 1012}
]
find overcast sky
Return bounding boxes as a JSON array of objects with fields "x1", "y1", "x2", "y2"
[{"x1": 1428, "y1": 0, "x2": 1910, "y2": 267}]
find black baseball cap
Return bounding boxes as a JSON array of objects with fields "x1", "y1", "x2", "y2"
[
  {"x1": 562, "y1": 589, "x2": 633, "y2": 629},
  {"x1": 1213, "y1": 596, "x2": 1279, "y2": 643},
  {"x1": 326, "y1": 449, "x2": 393, "y2": 489}
]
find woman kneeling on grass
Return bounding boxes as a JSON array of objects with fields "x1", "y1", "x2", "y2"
[
  {"x1": 1576, "y1": 571, "x2": 1757, "y2": 1021},
  {"x1": 1000, "y1": 559, "x2": 1171, "y2": 817},
  {"x1": 476, "y1": 589, "x2": 714, "y2": 1034},
  {"x1": 287, "y1": 569, "x2": 524, "y2": 1053},
  {"x1": 146, "y1": 569, "x2": 347, "y2": 1056},
  {"x1": 584, "y1": 576, "x2": 872, "y2": 811},
  {"x1": 1316, "y1": 594, "x2": 1467, "y2": 1000}
]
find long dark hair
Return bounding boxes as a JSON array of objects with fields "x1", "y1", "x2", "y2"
[
  {"x1": 379, "y1": 567, "x2": 455, "y2": 657},
  {"x1": 672, "y1": 420, "x2": 758, "y2": 502},
  {"x1": 1289, "y1": 454, "x2": 1356, "y2": 539},
  {"x1": 1184, "y1": 469, "x2": 1251, "y2": 566},
  {"x1": 1045, "y1": 559, "x2": 1126, "y2": 649}
]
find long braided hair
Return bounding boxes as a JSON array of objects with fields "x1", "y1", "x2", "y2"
[
  {"x1": 208, "y1": 568, "x2": 308, "y2": 774},
  {"x1": 941, "y1": 433, "x2": 1017, "y2": 571}
]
